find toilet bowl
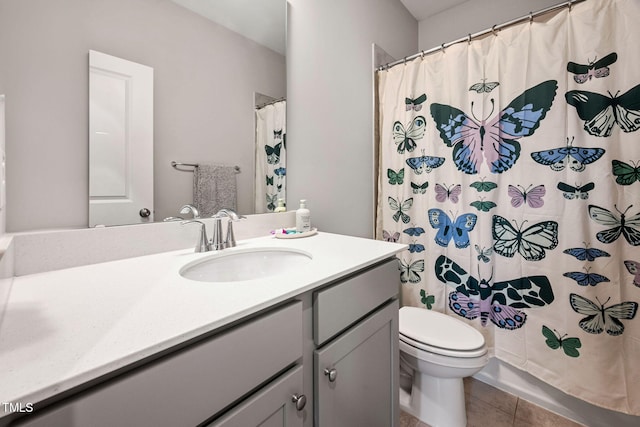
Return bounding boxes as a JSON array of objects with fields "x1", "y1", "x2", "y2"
[{"x1": 399, "y1": 306, "x2": 488, "y2": 427}]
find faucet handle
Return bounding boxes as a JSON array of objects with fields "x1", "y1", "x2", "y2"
[
  {"x1": 181, "y1": 220, "x2": 211, "y2": 252},
  {"x1": 213, "y1": 209, "x2": 246, "y2": 221}
]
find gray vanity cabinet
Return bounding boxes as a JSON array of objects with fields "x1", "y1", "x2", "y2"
[{"x1": 312, "y1": 259, "x2": 400, "y2": 427}]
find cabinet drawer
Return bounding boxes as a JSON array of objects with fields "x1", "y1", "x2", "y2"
[
  {"x1": 13, "y1": 301, "x2": 303, "y2": 427},
  {"x1": 314, "y1": 258, "x2": 398, "y2": 346}
]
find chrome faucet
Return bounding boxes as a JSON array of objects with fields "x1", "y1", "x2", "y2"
[
  {"x1": 213, "y1": 209, "x2": 246, "y2": 249},
  {"x1": 181, "y1": 220, "x2": 212, "y2": 252},
  {"x1": 179, "y1": 204, "x2": 200, "y2": 219},
  {"x1": 181, "y1": 210, "x2": 246, "y2": 252}
]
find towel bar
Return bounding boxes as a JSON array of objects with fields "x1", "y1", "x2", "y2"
[{"x1": 171, "y1": 161, "x2": 240, "y2": 173}]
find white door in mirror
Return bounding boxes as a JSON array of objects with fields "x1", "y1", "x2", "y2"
[{"x1": 89, "y1": 50, "x2": 153, "y2": 227}]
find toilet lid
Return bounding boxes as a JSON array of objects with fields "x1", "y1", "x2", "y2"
[{"x1": 399, "y1": 306, "x2": 485, "y2": 352}]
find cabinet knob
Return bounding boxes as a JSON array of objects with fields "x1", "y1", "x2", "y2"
[
  {"x1": 291, "y1": 394, "x2": 307, "y2": 411},
  {"x1": 324, "y1": 368, "x2": 337, "y2": 382}
]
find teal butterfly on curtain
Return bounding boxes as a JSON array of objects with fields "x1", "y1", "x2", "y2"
[
  {"x1": 565, "y1": 83, "x2": 640, "y2": 137},
  {"x1": 492, "y1": 215, "x2": 559, "y2": 261},
  {"x1": 265, "y1": 142, "x2": 282, "y2": 164},
  {"x1": 389, "y1": 197, "x2": 413, "y2": 223},
  {"x1": 405, "y1": 94, "x2": 427, "y2": 111},
  {"x1": 393, "y1": 116, "x2": 426, "y2": 154},
  {"x1": 387, "y1": 168, "x2": 405, "y2": 185},
  {"x1": 430, "y1": 80, "x2": 558, "y2": 174},
  {"x1": 469, "y1": 177, "x2": 498, "y2": 192},
  {"x1": 266, "y1": 175, "x2": 274, "y2": 186},
  {"x1": 570, "y1": 294, "x2": 638, "y2": 336},
  {"x1": 266, "y1": 193, "x2": 277, "y2": 211},
  {"x1": 470, "y1": 199, "x2": 497, "y2": 212},
  {"x1": 567, "y1": 52, "x2": 617, "y2": 84},
  {"x1": 542, "y1": 326, "x2": 581, "y2": 357},
  {"x1": 612, "y1": 160, "x2": 640, "y2": 185},
  {"x1": 435, "y1": 256, "x2": 554, "y2": 330},
  {"x1": 420, "y1": 289, "x2": 435, "y2": 309},
  {"x1": 411, "y1": 181, "x2": 429, "y2": 194},
  {"x1": 588, "y1": 204, "x2": 640, "y2": 246}
]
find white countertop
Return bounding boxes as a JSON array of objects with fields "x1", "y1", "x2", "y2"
[{"x1": 0, "y1": 232, "x2": 405, "y2": 414}]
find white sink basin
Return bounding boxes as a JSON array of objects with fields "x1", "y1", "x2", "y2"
[{"x1": 179, "y1": 248, "x2": 312, "y2": 282}]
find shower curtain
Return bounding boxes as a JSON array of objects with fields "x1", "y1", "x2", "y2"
[
  {"x1": 376, "y1": 0, "x2": 640, "y2": 415},
  {"x1": 255, "y1": 100, "x2": 286, "y2": 213}
]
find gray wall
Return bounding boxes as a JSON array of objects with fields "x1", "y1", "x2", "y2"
[
  {"x1": 0, "y1": 0, "x2": 285, "y2": 231},
  {"x1": 418, "y1": 0, "x2": 563, "y2": 49},
  {"x1": 287, "y1": 0, "x2": 418, "y2": 238}
]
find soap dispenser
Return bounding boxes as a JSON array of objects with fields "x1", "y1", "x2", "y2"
[{"x1": 296, "y1": 199, "x2": 311, "y2": 232}]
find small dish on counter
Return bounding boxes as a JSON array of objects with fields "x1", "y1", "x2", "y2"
[{"x1": 273, "y1": 228, "x2": 318, "y2": 239}]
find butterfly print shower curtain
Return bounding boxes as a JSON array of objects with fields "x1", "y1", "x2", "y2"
[
  {"x1": 255, "y1": 100, "x2": 286, "y2": 213},
  {"x1": 376, "y1": 0, "x2": 640, "y2": 415}
]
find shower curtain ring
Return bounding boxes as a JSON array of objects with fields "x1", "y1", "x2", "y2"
[
  {"x1": 467, "y1": 33, "x2": 472, "y2": 45},
  {"x1": 567, "y1": 1, "x2": 572, "y2": 11},
  {"x1": 403, "y1": 56, "x2": 407, "y2": 64},
  {"x1": 420, "y1": 50, "x2": 425, "y2": 59},
  {"x1": 441, "y1": 43, "x2": 446, "y2": 53},
  {"x1": 492, "y1": 25, "x2": 498, "y2": 36}
]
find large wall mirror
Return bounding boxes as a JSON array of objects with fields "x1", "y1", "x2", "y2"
[{"x1": 0, "y1": 0, "x2": 286, "y2": 231}]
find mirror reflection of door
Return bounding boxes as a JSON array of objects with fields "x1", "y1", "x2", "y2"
[
  {"x1": 254, "y1": 95, "x2": 286, "y2": 214},
  {"x1": 89, "y1": 50, "x2": 153, "y2": 227}
]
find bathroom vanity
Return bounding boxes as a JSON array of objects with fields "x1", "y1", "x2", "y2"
[{"x1": 0, "y1": 232, "x2": 404, "y2": 427}]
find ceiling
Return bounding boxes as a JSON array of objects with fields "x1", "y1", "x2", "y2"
[
  {"x1": 400, "y1": 0, "x2": 469, "y2": 21},
  {"x1": 168, "y1": 0, "x2": 468, "y2": 56},
  {"x1": 170, "y1": 0, "x2": 286, "y2": 55}
]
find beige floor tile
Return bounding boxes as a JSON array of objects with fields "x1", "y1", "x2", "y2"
[
  {"x1": 399, "y1": 410, "x2": 419, "y2": 427},
  {"x1": 464, "y1": 377, "x2": 519, "y2": 416},
  {"x1": 466, "y1": 397, "x2": 514, "y2": 427},
  {"x1": 514, "y1": 399, "x2": 585, "y2": 427}
]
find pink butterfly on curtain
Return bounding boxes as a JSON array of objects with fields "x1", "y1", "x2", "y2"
[
  {"x1": 434, "y1": 183, "x2": 461, "y2": 203},
  {"x1": 508, "y1": 184, "x2": 546, "y2": 208},
  {"x1": 430, "y1": 80, "x2": 558, "y2": 174}
]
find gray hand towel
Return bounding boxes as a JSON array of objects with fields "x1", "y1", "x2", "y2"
[{"x1": 193, "y1": 165, "x2": 237, "y2": 216}]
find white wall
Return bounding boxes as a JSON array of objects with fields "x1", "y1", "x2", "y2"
[
  {"x1": 418, "y1": 0, "x2": 563, "y2": 50},
  {"x1": 0, "y1": 0, "x2": 285, "y2": 231},
  {"x1": 287, "y1": 0, "x2": 418, "y2": 238}
]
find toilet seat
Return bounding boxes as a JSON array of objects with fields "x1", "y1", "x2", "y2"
[
  {"x1": 400, "y1": 332, "x2": 487, "y2": 358},
  {"x1": 399, "y1": 307, "x2": 486, "y2": 358}
]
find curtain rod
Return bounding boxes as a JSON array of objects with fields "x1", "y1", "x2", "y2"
[
  {"x1": 378, "y1": 0, "x2": 586, "y2": 71},
  {"x1": 256, "y1": 97, "x2": 286, "y2": 110}
]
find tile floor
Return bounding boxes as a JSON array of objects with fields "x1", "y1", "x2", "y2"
[{"x1": 399, "y1": 377, "x2": 585, "y2": 427}]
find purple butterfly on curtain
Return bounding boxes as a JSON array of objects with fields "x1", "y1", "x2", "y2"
[
  {"x1": 507, "y1": 184, "x2": 546, "y2": 208},
  {"x1": 434, "y1": 255, "x2": 554, "y2": 330},
  {"x1": 430, "y1": 80, "x2": 558, "y2": 174},
  {"x1": 434, "y1": 183, "x2": 461, "y2": 203}
]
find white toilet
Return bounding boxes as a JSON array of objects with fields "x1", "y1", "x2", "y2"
[{"x1": 399, "y1": 306, "x2": 488, "y2": 427}]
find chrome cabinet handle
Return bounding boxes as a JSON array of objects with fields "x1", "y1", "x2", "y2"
[
  {"x1": 291, "y1": 394, "x2": 307, "y2": 411},
  {"x1": 324, "y1": 368, "x2": 337, "y2": 382}
]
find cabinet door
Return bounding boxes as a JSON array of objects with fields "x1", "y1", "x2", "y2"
[
  {"x1": 314, "y1": 300, "x2": 399, "y2": 427},
  {"x1": 208, "y1": 366, "x2": 304, "y2": 427}
]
